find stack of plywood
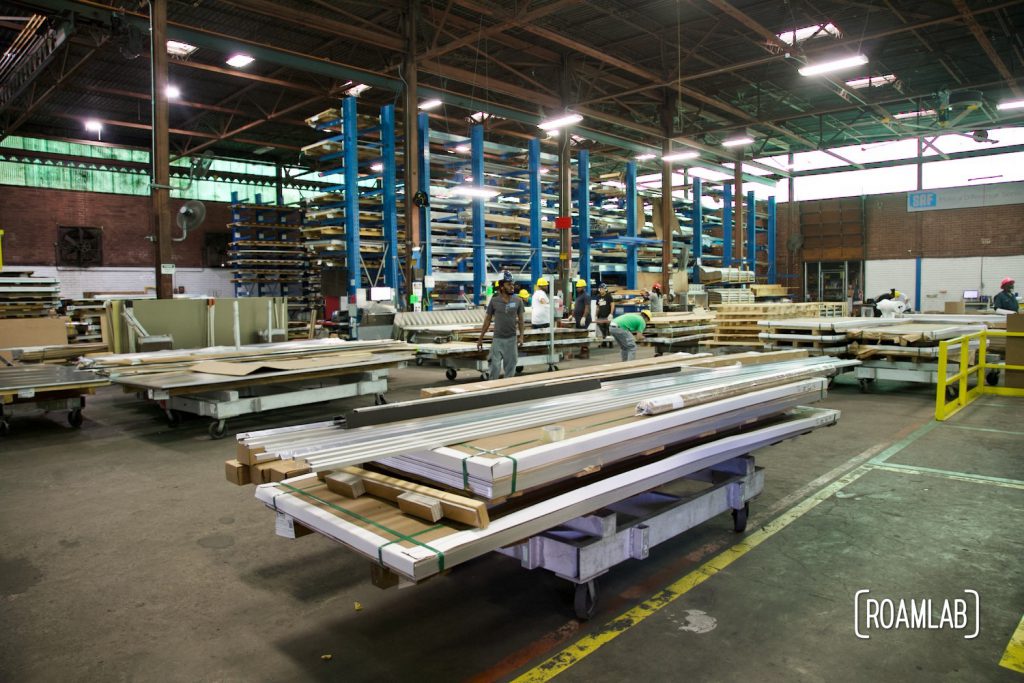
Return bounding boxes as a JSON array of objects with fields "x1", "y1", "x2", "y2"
[
  {"x1": 0, "y1": 270, "x2": 61, "y2": 318},
  {"x1": 642, "y1": 310, "x2": 717, "y2": 352},
  {"x1": 757, "y1": 316, "x2": 903, "y2": 356},
  {"x1": 750, "y1": 284, "x2": 790, "y2": 299},
  {"x1": 707, "y1": 288, "x2": 755, "y2": 305},
  {"x1": 709, "y1": 302, "x2": 824, "y2": 347},
  {"x1": 845, "y1": 322, "x2": 986, "y2": 359},
  {"x1": 698, "y1": 266, "x2": 754, "y2": 284}
]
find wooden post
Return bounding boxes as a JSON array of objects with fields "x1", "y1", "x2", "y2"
[{"x1": 151, "y1": 0, "x2": 173, "y2": 299}]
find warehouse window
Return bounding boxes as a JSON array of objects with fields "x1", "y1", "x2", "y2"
[
  {"x1": 922, "y1": 152, "x2": 1024, "y2": 189},
  {"x1": 57, "y1": 227, "x2": 103, "y2": 267},
  {"x1": 792, "y1": 165, "x2": 917, "y2": 201}
]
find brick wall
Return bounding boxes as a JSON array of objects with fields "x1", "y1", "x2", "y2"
[
  {"x1": 0, "y1": 186, "x2": 231, "y2": 267},
  {"x1": 776, "y1": 188, "x2": 1024, "y2": 297}
]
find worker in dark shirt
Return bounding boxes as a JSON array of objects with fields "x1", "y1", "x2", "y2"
[
  {"x1": 572, "y1": 279, "x2": 591, "y2": 329},
  {"x1": 594, "y1": 282, "x2": 615, "y2": 347},
  {"x1": 993, "y1": 277, "x2": 1019, "y2": 313},
  {"x1": 477, "y1": 270, "x2": 525, "y2": 379}
]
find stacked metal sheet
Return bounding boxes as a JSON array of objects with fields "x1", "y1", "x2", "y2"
[{"x1": 0, "y1": 270, "x2": 61, "y2": 318}]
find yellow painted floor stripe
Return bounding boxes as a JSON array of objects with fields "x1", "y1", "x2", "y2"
[
  {"x1": 999, "y1": 615, "x2": 1024, "y2": 673},
  {"x1": 511, "y1": 465, "x2": 872, "y2": 683},
  {"x1": 869, "y1": 463, "x2": 1024, "y2": 490}
]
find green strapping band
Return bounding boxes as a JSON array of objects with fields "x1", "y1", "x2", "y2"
[
  {"x1": 279, "y1": 483, "x2": 446, "y2": 572},
  {"x1": 461, "y1": 456, "x2": 470, "y2": 490},
  {"x1": 499, "y1": 454, "x2": 518, "y2": 493},
  {"x1": 377, "y1": 525, "x2": 444, "y2": 566}
]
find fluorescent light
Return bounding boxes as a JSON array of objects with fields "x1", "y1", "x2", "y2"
[
  {"x1": 539, "y1": 166, "x2": 551, "y2": 174},
  {"x1": 537, "y1": 112, "x2": 583, "y2": 131},
  {"x1": 893, "y1": 109, "x2": 935, "y2": 120},
  {"x1": 370, "y1": 162, "x2": 383, "y2": 172},
  {"x1": 845, "y1": 74, "x2": 897, "y2": 89},
  {"x1": 451, "y1": 185, "x2": 500, "y2": 198},
  {"x1": 419, "y1": 99, "x2": 443, "y2": 110},
  {"x1": 777, "y1": 22, "x2": 840, "y2": 45},
  {"x1": 454, "y1": 143, "x2": 471, "y2": 153},
  {"x1": 84, "y1": 120, "x2": 102, "y2": 132},
  {"x1": 346, "y1": 83, "x2": 371, "y2": 97},
  {"x1": 722, "y1": 136, "x2": 755, "y2": 147},
  {"x1": 662, "y1": 151, "x2": 699, "y2": 162},
  {"x1": 602, "y1": 180, "x2": 625, "y2": 189},
  {"x1": 997, "y1": 99, "x2": 1024, "y2": 111},
  {"x1": 252, "y1": 146, "x2": 275, "y2": 155},
  {"x1": 166, "y1": 40, "x2": 197, "y2": 57},
  {"x1": 165, "y1": 85, "x2": 180, "y2": 99},
  {"x1": 635, "y1": 153, "x2": 657, "y2": 161},
  {"x1": 799, "y1": 54, "x2": 868, "y2": 76},
  {"x1": 226, "y1": 54, "x2": 254, "y2": 68}
]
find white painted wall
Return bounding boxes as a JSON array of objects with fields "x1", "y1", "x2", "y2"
[
  {"x1": 15, "y1": 266, "x2": 234, "y2": 299},
  {"x1": 864, "y1": 259, "x2": 916, "y2": 302},
  {"x1": 866, "y1": 255, "x2": 1024, "y2": 311}
]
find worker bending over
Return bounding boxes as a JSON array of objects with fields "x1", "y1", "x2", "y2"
[
  {"x1": 609, "y1": 309, "x2": 651, "y2": 362},
  {"x1": 477, "y1": 271, "x2": 525, "y2": 380},
  {"x1": 531, "y1": 277, "x2": 551, "y2": 329},
  {"x1": 994, "y1": 277, "x2": 1019, "y2": 313}
]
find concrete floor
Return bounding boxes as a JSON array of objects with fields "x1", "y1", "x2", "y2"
[{"x1": 1, "y1": 346, "x2": 1022, "y2": 682}]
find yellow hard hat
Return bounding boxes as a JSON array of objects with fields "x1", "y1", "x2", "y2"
[
  {"x1": 518, "y1": 289, "x2": 530, "y2": 300},
  {"x1": 536, "y1": 277, "x2": 549, "y2": 287},
  {"x1": 641, "y1": 309, "x2": 652, "y2": 320},
  {"x1": 575, "y1": 279, "x2": 586, "y2": 288}
]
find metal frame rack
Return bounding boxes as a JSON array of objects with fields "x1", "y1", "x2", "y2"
[
  {"x1": 228, "y1": 192, "x2": 318, "y2": 339},
  {"x1": 705, "y1": 183, "x2": 777, "y2": 284},
  {"x1": 303, "y1": 97, "x2": 402, "y2": 307}
]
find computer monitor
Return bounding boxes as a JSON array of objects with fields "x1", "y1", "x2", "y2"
[{"x1": 963, "y1": 290, "x2": 979, "y2": 300}]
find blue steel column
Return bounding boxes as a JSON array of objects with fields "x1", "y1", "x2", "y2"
[
  {"x1": 342, "y1": 96, "x2": 360, "y2": 295},
  {"x1": 471, "y1": 124, "x2": 485, "y2": 305},
  {"x1": 418, "y1": 112, "x2": 432, "y2": 309},
  {"x1": 745, "y1": 190, "x2": 756, "y2": 271},
  {"x1": 722, "y1": 182, "x2": 733, "y2": 267},
  {"x1": 625, "y1": 160, "x2": 638, "y2": 289},
  {"x1": 914, "y1": 256, "x2": 922, "y2": 312},
  {"x1": 691, "y1": 176, "x2": 703, "y2": 282},
  {"x1": 381, "y1": 104, "x2": 399, "y2": 293},
  {"x1": 577, "y1": 148, "x2": 591, "y2": 291},
  {"x1": 767, "y1": 195, "x2": 777, "y2": 284},
  {"x1": 528, "y1": 138, "x2": 543, "y2": 283}
]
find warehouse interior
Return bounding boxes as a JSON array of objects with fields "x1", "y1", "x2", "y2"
[{"x1": 1, "y1": 0, "x2": 1023, "y2": 680}]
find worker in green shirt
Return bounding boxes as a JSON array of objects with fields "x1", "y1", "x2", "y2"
[
  {"x1": 608, "y1": 310, "x2": 651, "y2": 362},
  {"x1": 994, "y1": 277, "x2": 1019, "y2": 313}
]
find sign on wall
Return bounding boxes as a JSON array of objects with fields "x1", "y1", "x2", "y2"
[{"x1": 907, "y1": 181, "x2": 1024, "y2": 212}]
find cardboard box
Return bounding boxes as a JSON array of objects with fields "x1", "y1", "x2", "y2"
[
  {"x1": 249, "y1": 461, "x2": 278, "y2": 485},
  {"x1": 224, "y1": 459, "x2": 251, "y2": 486},
  {"x1": 1004, "y1": 314, "x2": 1024, "y2": 389},
  {"x1": 267, "y1": 459, "x2": 312, "y2": 482},
  {"x1": 0, "y1": 317, "x2": 68, "y2": 348}
]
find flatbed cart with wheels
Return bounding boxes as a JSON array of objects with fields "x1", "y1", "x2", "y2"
[
  {"x1": 0, "y1": 366, "x2": 108, "y2": 436},
  {"x1": 497, "y1": 454, "x2": 763, "y2": 619},
  {"x1": 853, "y1": 353, "x2": 1000, "y2": 398}
]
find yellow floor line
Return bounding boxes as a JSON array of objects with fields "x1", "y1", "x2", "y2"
[
  {"x1": 511, "y1": 465, "x2": 872, "y2": 682},
  {"x1": 869, "y1": 463, "x2": 1024, "y2": 490},
  {"x1": 999, "y1": 615, "x2": 1024, "y2": 673}
]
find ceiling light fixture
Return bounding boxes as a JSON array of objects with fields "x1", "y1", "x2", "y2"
[
  {"x1": 662, "y1": 151, "x2": 700, "y2": 162},
  {"x1": 226, "y1": 54, "x2": 254, "y2": 68},
  {"x1": 370, "y1": 162, "x2": 384, "y2": 172},
  {"x1": 722, "y1": 136, "x2": 755, "y2": 147},
  {"x1": 451, "y1": 185, "x2": 500, "y2": 198},
  {"x1": 84, "y1": 120, "x2": 102, "y2": 132},
  {"x1": 346, "y1": 84, "x2": 371, "y2": 97},
  {"x1": 165, "y1": 85, "x2": 180, "y2": 99},
  {"x1": 798, "y1": 54, "x2": 868, "y2": 76},
  {"x1": 844, "y1": 74, "x2": 897, "y2": 89},
  {"x1": 893, "y1": 109, "x2": 936, "y2": 120},
  {"x1": 418, "y1": 99, "x2": 443, "y2": 110},
  {"x1": 537, "y1": 112, "x2": 583, "y2": 131},
  {"x1": 996, "y1": 99, "x2": 1024, "y2": 111},
  {"x1": 166, "y1": 40, "x2": 198, "y2": 57},
  {"x1": 454, "y1": 143, "x2": 471, "y2": 153},
  {"x1": 635, "y1": 153, "x2": 657, "y2": 161}
]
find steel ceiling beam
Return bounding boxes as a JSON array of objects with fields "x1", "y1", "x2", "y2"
[{"x1": 952, "y1": 0, "x2": 1024, "y2": 99}]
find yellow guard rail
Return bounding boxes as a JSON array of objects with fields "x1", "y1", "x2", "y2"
[{"x1": 936, "y1": 329, "x2": 1024, "y2": 420}]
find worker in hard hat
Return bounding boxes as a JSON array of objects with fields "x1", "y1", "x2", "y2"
[
  {"x1": 518, "y1": 288, "x2": 530, "y2": 303},
  {"x1": 994, "y1": 277, "x2": 1019, "y2": 313},
  {"x1": 572, "y1": 279, "x2": 591, "y2": 330},
  {"x1": 649, "y1": 282, "x2": 664, "y2": 314},
  {"x1": 608, "y1": 309, "x2": 651, "y2": 362},
  {"x1": 477, "y1": 270, "x2": 525, "y2": 380},
  {"x1": 594, "y1": 282, "x2": 615, "y2": 347},
  {"x1": 531, "y1": 276, "x2": 551, "y2": 329}
]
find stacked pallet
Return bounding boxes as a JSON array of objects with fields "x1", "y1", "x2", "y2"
[
  {"x1": 845, "y1": 323, "x2": 985, "y2": 360},
  {"x1": 64, "y1": 299, "x2": 106, "y2": 344},
  {"x1": 750, "y1": 284, "x2": 790, "y2": 300},
  {"x1": 0, "y1": 270, "x2": 61, "y2": 318},
  {"x1": 756, "y1": 316, "x2": 898, "y2": 356},
  {"x1": 708, "y1": 302, "x2": 824, "y2": 347},
  {"x1": 698, "y1": 266, "x2": 754, "y2": 284},
  {"x1": 642, "y1": 310, "x2": 717, "y2": 352}
]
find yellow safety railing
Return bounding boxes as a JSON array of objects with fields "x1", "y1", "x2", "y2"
[{"x1": 936, "y1": 329, "x2": 1024, "y2": 420}]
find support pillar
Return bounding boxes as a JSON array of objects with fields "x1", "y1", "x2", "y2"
[
  {"x1": 381, "y1": 104, "x2": 399, "y2": 293},
  {"x1": 692, "y1": 177, "x2": 703, "y2": 282},
  {"x1": 417, "y1": 112, "x2": 432, "y2": 309},
  {"x1": 746, "y1": 190, "x2": 756, "y2": 272},
  {"x1": 528, "y1": 138, "x2": 543, "y2": 283},
  {"x1": 557, "y1": 130, "x2": 571, "y2": 302},
  {"x1": 767, "y1": 195, "x2": 777, "y2": 284},
  {"x1": 722, "y1": 182, "x2": 733, "y2": 267},
  {"x1": 342, "y1": 96, "x2": 360, "y2": 296},
  {"x1": 625, "y1": 160, "x2": 638, "y2": 290},
  {"x1": 471, "y1": 124, "x2": 485, "y2": 305},
  {"x1": 402, "y1": 0, "x2": 421, "y2": 308},
  {"x1": 577, "y1": 148, "x2": 590, "y2": 291},
  {"x1": 733, "y1": 163, "x2": 744, "y2": 270},
  {"x1": 150, "y1": 0, "x2": 173, "y2": 299}
]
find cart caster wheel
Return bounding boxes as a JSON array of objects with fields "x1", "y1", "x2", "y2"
[
  {"x1": 515, "y1": 366, "x2": 524, "y2": 375},
  {"x1": 732, "y1": 502, "x2": 750, "y2": 533},
  {"x1": 208, "y1": 420, "x2": 228, "y2": 439},
  {"x1": 445, "y1": 368, "x2": 457, "y2": 381},
  {"x1": 858, "y1": 379, "x2": 870, "y2": 393},
  {"x1": 945, "y1": 385, "x2": 959, "y2": 400},
  {"x1": 0, "y1": 420, "x2": 9, "y2": 436},
  {"x1": 374, "y1": 394, "x2": 388, "y2": 406},
  {"x1": 548, "y1": 365, "x2": 559, "y2": 372},
  {"x1": 415, "y1": 357, "x2": 424, "y2": 366},
  {"x1": 654, "y1": 352, "x2": 663, "y2": 357},
  {"x1": 986, "y1": 370, "x2": 1000, "y2": 386},
  {"x1": 165, "y1": 410, "x2": 183, "y2": 428},
  {"x1": 67, "y1": 409, "x2": 84, "y2": 429},
  {"x1": 573, "y1": 580, "x2": 598, "y2": 620},
  {"x1": 480, "y1": 372, "x2": 490, "y2": 381}
]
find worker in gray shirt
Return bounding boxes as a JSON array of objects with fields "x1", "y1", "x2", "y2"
[{"x1": 477, "y1": 270, "x2": 525, "y2": 380}]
